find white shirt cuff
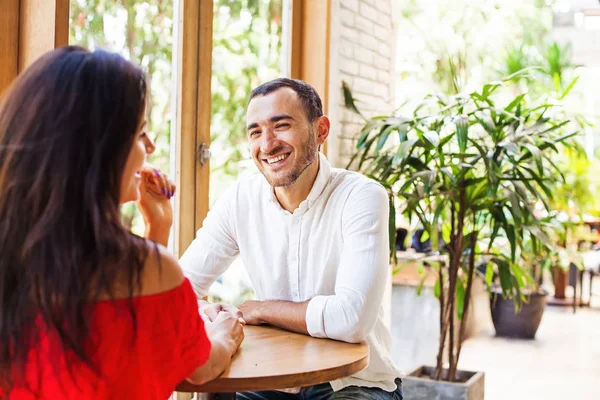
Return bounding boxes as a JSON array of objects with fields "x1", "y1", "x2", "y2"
[{"x1": 306, "y1": 295, "x2": 329, "y2": 338}]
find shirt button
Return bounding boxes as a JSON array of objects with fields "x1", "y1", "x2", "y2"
[{"x1": 293, "y1": 291, "x2": 298, "y2": 297}]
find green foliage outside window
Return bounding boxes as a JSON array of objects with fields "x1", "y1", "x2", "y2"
[{"x1": 69, "y1": 0, "x2": 284, "y2": 232}]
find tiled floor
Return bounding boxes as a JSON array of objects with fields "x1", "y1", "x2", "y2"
[{"x1": 459, "y1": 300, "x2": 600, "y2": 399}]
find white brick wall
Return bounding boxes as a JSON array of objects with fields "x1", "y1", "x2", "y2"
[
  {"x1": 327, "y1": 0, "x2": 396, "y2": 168},
  {"x1": 325, "y1": 0, "x2": 398, "y2": 331}
]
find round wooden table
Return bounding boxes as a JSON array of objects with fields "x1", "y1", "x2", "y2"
[{"x1": 176, "y1": 325, "x2": 369, "y2": 398}]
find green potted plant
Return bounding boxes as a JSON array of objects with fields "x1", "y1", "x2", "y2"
[
  {"x1": 490, "y1": 146, "x2": 591, "y2": 337},
  {"x1": 487, "y1": 214, "x2": 556, "y2": 339},
  {"x1": 343, "y1": 70, "x2": 579, "y2": 399}
]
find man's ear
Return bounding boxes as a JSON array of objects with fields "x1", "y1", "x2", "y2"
[{"x1": 315, "y1": 115, "x2": 330, "y2": 146}]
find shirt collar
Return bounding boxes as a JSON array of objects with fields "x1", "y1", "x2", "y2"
[
  {"x1": 306, "y1": 152, "x2": 331, "y2": 208},
  {"x1": 265, "y1": 152, "x2": 332, "y2": 210}
]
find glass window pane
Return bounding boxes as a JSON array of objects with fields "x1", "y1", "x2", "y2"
[
  {"x1": 69, "y1": 0, "x2": 175, "y2": 236},
  {"x1": 210, "y1": 0, "x2": 287, "y2": 205},
  {"x1": 208, "y1": 0, "x2": 290, "y2": 304}
]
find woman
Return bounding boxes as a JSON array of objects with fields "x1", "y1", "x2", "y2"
[{"x1": 0, "y1": 46, "x2": 243, "y2": 399}]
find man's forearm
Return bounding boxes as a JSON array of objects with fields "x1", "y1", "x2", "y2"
[{"x1": 255, "y1": 300, "x2": 310, "y2": 335}]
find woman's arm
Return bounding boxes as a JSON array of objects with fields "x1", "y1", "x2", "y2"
[
  {"x1": 186, "y1": 311, "x2": 245, "y2": 385},
  {"x1": 144, "y1": 245, "x2": 245, "y2": 386}
]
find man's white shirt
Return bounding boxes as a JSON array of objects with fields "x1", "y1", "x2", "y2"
[{"x1": 180, "y1": 153, "x2": 401, "y2": 391}]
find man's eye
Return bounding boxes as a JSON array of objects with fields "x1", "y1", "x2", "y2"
[
  {"x1": 276, "y1": 123, "x2": 289, "y2": 129},
  {"x1": 250, "y1": 131, "x2": 260, "y2": 136}
]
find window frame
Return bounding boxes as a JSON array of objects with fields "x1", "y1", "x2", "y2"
[{"x1": 0, "y1": 0, "x2": 331, "y2": 258}]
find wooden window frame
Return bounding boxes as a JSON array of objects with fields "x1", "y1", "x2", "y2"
[
  {"x1": 0, "y1": 0, "x2": 69, "y2": 95},
  {"x1": 0, "y1": 0, "x2": 19, "y2": 94},
  {"x1": 172, "y1": 0, "x2": 214, "y2": 257},
  {"x1": 290, "y1": 0, "x2": 331, "y2": 156},
  {"x1": 0, "y1": 0, "x2": 331, "y2": 259},
  {"x1": 174, "y1": 0, "x2": 331, "y2": 256}
]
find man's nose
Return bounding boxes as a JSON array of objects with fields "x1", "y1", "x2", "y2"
[{"x1": 260, "y1": 129, "x2": 279, "y2": 154}]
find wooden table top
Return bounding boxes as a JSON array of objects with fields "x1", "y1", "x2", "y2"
[{"x1": 176, "y1": 325, "x2": 370, "y2": 393}]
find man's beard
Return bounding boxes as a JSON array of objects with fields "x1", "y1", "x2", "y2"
[{"x1": 260, "y1": 132, "x2": 318, "y2": 188}]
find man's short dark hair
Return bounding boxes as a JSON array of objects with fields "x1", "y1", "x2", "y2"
[{"x1": 249, "y1": 78, "x2": 324, "y2": 122}]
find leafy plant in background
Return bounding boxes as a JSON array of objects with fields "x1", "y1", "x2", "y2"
[
  {"x1": 500, "y1": 45, "x2": 537, "y2": 91},
  {"x1": 395, "y1": 0, "x2": 555, "y2": 105},
  {"x1": 551, "y1": 148, "x2": 595, "y2": 218},
  {"x1": 343, "y1": 69, "x2": 579, "y2": 382},
  {"x1": 542, "y1": 41, "x2": 580, "y2": 93},
  {"x1": 501, "y1": 38, "x2": 599, "y2": 234},
  {"x1": 433, "y1": 52, "x2": 468, "y2": 96},
  {"x1": 500, "y1": 39, "x2": 583, "y2": 97},
  {"x1": 500, "y1": 212, "x2": 575, "y2": 289}
]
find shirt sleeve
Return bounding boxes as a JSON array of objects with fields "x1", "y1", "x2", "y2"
[
  {"x1": 305, "y1": 182, "x2": 390, "y2": 343},
  {"x1": 180, "y1": 184, "x2": 240, "y2": 298}
]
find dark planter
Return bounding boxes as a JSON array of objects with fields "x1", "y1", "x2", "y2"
[
  {"x1": 403, "y1": 366, "x2": 485, "y2": 400},
  {"x1": 490, "y1": 288, "x2": 547, "y2": 339}
]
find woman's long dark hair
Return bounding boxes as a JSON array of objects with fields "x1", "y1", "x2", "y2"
[{"x1": 0, "y1": 46, "x2": 150, "y2": 390}]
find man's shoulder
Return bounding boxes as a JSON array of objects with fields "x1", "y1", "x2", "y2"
[
  {"x1": 327, "y1": 170, "x2": 388, "y2": 224},
  {"x1": 330, "y1": 167, "x2": 387, "y2": 196}
]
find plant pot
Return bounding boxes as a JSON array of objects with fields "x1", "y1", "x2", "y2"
[
  {"x1": 490, "y1": 288, "x2": 547, "y2": 339},
  {"x1": 402, "y1": 366, "x2": 485, "y2": 400}
]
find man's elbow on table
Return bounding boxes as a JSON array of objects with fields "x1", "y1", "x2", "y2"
[
  {"x1": 307, "y1": 295, "x2": 375, "y2": 344},
  {"x1": 335, "y1": 323, "x2": 371, "y2": 344},
  {"x1": 332, "y1": 304, "x2": 374, "y2": 343}
]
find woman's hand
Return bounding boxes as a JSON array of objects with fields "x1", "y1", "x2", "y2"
[
  {"x1": 137, "y1": 164, "x2": 176, "y2": 246},
  {"x1": 185, "y1": 311, "x2": 245, "y2": 385},
  {"x1": 199, "y1": 300, "x2": 245, "y2": 324},
  {"x1": 205, "y1": 311, "x2": 245, "y2": 358}
]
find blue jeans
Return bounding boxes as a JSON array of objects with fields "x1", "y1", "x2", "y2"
[{"x1": 236, "y1": 378, "x2": 403, "y2": 400}]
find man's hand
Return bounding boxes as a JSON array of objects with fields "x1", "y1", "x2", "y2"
[
  {"x1": 200, "y1": 301, "x2": 245, "y2": 324},
  {"x1": 238, "y1": 300, "x2": 266, "y2": 326}
]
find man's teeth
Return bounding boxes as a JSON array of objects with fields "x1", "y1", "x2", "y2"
[{"x1": 267, "y1": 154, "x2": 288, "y2": 164}]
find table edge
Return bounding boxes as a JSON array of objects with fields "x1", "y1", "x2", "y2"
[{"x1": 177, "y1": 351, "x2": 370, "y2": 393}]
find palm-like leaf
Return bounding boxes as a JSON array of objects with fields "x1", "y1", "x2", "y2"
[{"x1": 345, "y1": 71, "x2": 581, "y2": 382}]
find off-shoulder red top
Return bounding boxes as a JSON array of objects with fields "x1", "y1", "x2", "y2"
[{"x1": 5, "y1": 278, "x2": 210, "y2": 399}]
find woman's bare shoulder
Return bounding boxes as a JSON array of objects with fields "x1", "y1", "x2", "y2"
[
  {"x1": 140, "y1": 242, "x2": 185, "y2": 296},
  {"x1": 96, "y1": 241, "x2": 184, "y2": 301}
]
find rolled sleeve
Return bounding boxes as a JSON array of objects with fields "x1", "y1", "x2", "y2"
[{"x1": 305, "y1": 295, "x2": 329, "y2": 338}]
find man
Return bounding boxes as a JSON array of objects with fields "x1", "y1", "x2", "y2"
[{"x1": 180, "y1": 78, "x2": 403, "y2": 400}]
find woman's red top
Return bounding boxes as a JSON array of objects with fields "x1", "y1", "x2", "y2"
[{"x1": 5, "y1": 278, "x2": 210, "y2": 399}]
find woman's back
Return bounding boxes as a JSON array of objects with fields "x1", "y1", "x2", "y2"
[
  {"x1": 8, "y1": 249, "x2": 211, "y2": 400},
  {"x1": 0, "y1": 46, "x2": 243, "y2": 399}
]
